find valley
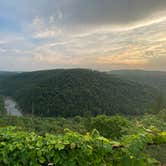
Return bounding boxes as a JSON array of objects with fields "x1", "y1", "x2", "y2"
[
  {"x1": 1, "y1": 1, "x2": 166, "y2": 165},
  {"x1": 0, "y1": 69, "x2": 166, "y2": 165}
]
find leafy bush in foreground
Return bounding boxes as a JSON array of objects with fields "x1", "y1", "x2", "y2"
[
  {"x1": 90, "y1": 115, "x2": 131, "y2": 139},
  {"x1": 0, "y1": 127, "x2": 166, "y2": 166}
]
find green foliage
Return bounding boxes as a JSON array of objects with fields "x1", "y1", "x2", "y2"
[
  {"x1": 0, "y1": 112, "x2": 166, "y2": 164},
  {"x1": 151, "y1": 95, "x2": 165, "y2": 113},
  {"x1": 0, "y1": 126, "x2": 166, "y2": 166},
  {"x1": 0, "y1": 72, "x2": 17, "y2": 93},
  {"x1": 90, "y1": 115, "x2": 131, "y2": 139},
  {"x1": 0, "y1": 97, "x2": 5, "y2": 115},
  {"x1": 0, "y1": 69, "x2": 165, "y2": 165},
  {"x1": 0, "y1": 69, "x2": 159, "y2": 117},
  {"x1": 139, "y1": 109, "x2": 166, "y2": 131},
  {"x1": 139, "y1": 109, "x2": 166, "y2": 164},
  {"x1": 145, "y1": 144, "x2": 166, "y2": 164},
  {"x1": 0, "y1": 116, "x2": 86, "y2": 135},
  {"x1": 110, "y1": 70, "x2": 166, "y2": 96}
]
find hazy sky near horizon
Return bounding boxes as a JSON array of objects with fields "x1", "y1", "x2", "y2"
[{"x1": 0, "y1": 0, "x2": 166, "y2": 71}]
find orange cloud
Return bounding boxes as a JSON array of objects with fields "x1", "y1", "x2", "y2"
[{"x1": 96, "y1": 47, "x2": 149, "y2": 66}]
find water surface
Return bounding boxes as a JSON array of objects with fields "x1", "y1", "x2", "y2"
[{"x1": 5, "y1": 98, "x2": 22, "y2": 116}]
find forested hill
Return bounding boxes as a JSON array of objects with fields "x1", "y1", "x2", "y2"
[
  {"x1": 0, "y1": 71, "x2": 18, "y2": 93},
  {"x1": 0, "y1": 71, "x2": 18, "y2": 82},
  {"x1": 0, "y1": 71, "x2": 17, "y2": 78},
  {"x1": 110, "y1": 70, "x2": 166, "y2": 95},
  {"x1": 0, "y1": 69, "x2": 159, "y2": 117}
]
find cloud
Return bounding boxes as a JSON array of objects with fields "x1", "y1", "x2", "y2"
[
  {"x1": 0, "y1": 0, "x2": 166, "y2": 71},
  {"x1": 2, "y1": 0, "x2": 166, "y2": 30},
  {"x1": 96, "y1": 48, "x2": 148, "y2": 67},
  {"x1": 61, "y1": 0, "x2": 166, "y2": 27}
]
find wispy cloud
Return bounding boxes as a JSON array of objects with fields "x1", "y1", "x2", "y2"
[{"x1": 0, "y1": 0, "x2": 166, "y2": 71}]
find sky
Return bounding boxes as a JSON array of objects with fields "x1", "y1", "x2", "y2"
[{"x1": 0, "y1": 0, "x2": 166, "y2": 71}]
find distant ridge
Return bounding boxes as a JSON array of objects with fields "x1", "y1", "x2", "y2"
[
  {"x1": 0, "y1": 69, "x2": 159, "y2": 117},
  {"x1": 0, "y1": 71, "x2": 18, "y2": 83},
  {"x1": 110, "y1": 70, "x2": 166, "y2": 95},
  {"x1": 0, "y1": 71, "x2": 18, "y2": 76}
]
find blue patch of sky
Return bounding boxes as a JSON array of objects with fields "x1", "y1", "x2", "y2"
[
  {"x1": 28, "y1": 37, "x2": 46, "y2": 44},
  {"x1": 0, "y1": 16, "x2": 22, "y2": 33}
]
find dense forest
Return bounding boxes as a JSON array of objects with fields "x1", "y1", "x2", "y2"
[
  {"x1": 110, "y1": 70, "x2": 166, "y2": 95},
  {"x1": 0, "y1": 71, "x2": 17, "y2": 82},
  {"x1": 0, "y1": 69, "x2": 160, "y2": 117},
  {"x1": 0, "y1": 96, "x2": 5, "y2": 115},
  {"x1": 0, "y1": 69, "x2": 166, "y2": 165}
]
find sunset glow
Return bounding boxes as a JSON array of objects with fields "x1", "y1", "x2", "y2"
[{"x1": 0, "y1": 0, "x2": 166, "y2": 71}]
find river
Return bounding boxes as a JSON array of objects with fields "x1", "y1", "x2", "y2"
[{"x1": 4, "y1": 98, "x2": 22, "y2": 116}]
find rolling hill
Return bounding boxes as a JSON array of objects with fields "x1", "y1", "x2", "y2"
[
  {"x1": 0, "y1": 71, "x2": 18, "y2": 93},
  {"x1": 0, "y1": 69, "x2": 160, "y2": 117},
  {"x1": 110, "y1": 70, "x2": 166, "y2": 95},
  {"x1": 0, "y1": 71, "x2": 17, "y2": 79}
]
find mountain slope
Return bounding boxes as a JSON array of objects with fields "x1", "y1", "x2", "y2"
[
  {"x1": 0, "y1": 71, "x2": 18, "y2": 80},
  {"x1": 0, "y1": 71, "x2": 18, "y2": 93},
  {"x1": 110, "y1": 70, "x2": 166, "y2": 95},
  {"x1": 0, "y1": 69, "x2": 159, "y2": 117}
]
